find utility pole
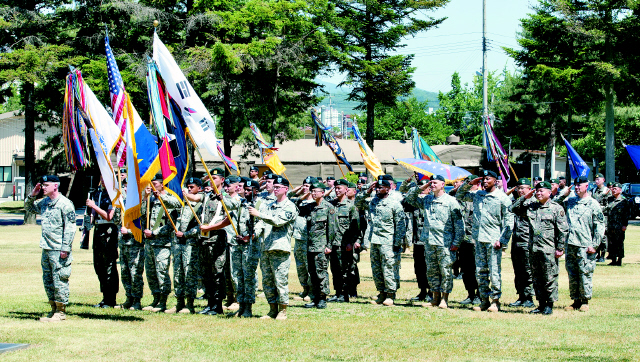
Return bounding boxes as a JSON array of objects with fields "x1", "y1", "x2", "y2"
[{"x1": 482, "y1": 0, "x2": 488, "y2": 147}]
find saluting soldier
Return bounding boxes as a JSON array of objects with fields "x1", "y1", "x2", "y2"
[
  {"x1": 508, "y1": 178, "x2": 535, "y2": 308},
  {"x1": 289, "y1": 176, "x2": 317, "y2": 301},
  {"x1": 510, "y1": 181, "x2": 569, "y2": 315},
  {"x1": 604, "y1": 183, "x2": 629, "y2": 266}
]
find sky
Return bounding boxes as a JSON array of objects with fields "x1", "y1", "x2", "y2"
[{"x1": 318, "y1": 0, "x2": 537, "y2": 94}]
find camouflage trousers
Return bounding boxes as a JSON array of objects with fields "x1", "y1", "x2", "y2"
[
  {"x1": 349, "y1": 248, "x2": 361, "y2": 295},
  {"x1": 475, "y1": 242, "x2": 503, "y2": 300},
  {"x1": 41, "y1": 249, "x2": 72, "y2": 304},
  {"x1": 511, "y1": 240, "x2": 534, "y2": 299},
  {"x1": 119, "y1": 242, "x2": 145, "y2": 298},
  {"x1": 261, "y1": 250, "x2": 291, "y2": 305},
  {"x1": 294, "y1": 238, "x2": 310, "y2": 287},
  {"x1": 530, "y1": 249, "x2": 559, "y2": 304},
  {"x1": 172, "y1": 241, "x2": 199, "y2": 298},
  {"x1": 607, "y1": 229, "x2": 625, "y2": 259},
  {"x1": 413, "y1": 244, "x2": 429, "y2": 291},
  {"x1": 329, "y1": 245, "x2": 351, "y2": 297},
  {"x1": 308, "y1": 251, "x2": 330, "y2": 298},
  {"x1": 200, "y1": 232, "x2": 227, "y2": 307},
  {"x1": 370, "y1": 244, "x2": 398, "y2": 293},
  {"x1": 231, "y1": 242, "x2": 260, "y2": 304},
  {"x1": 565, "y1": 245, "x2": 596, "y2": 300},
  {"x1": 145, "y1": 244, "x2": 172, "y2": 296},
  {"x1": 425, "y1": 245, "x2": 456, "y2": 293}
]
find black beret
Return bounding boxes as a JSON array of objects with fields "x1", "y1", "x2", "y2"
[
  {"x1": 303, "y1": 176, "x2": 317, "y2": 185},
  {"x1": 316, "y1": 177, "x2": 323, "y2": 181},
  {"x1": 244, "y1": 180, "x2": 259, "y2": 188},
  {"x1": 535, "y1": 181, "x2": 552, "y2": 190},
  {"x1": 273, "y1": 177, "x2": 289, "y2": 187},
  {"x1": 358, "y1": 172, "x2": 367, "y2": 177},
  {"x1": 41, "y1": 175, "x2": 60, "y2": 183},
  {"x1": 574, "y1": 176, "x2": 589, "y2": 185},
  {"x1": 151, "y1": 173, "x2": 163, "y2": 181},
  {"x1": 334, "y1": 179, "x2": 350, "y2": 187},
  {"x1": 612, "y1": 182, "x2": 622, "y2": 188},
  {"x1": 483, "y1": 170, "x2": 498, "y2": 179},
  {"x1": 558, "y1": 176, "x2": 566, "y2": 181},
  {"x1": 379, "y1": 174, "x2": 394, "y2": 181},
  {"x1": 186, "y1": 177, "x2": 202, "y2": 187},
  {"x1": 262, "y1": 169, "x2": 273, "y2": 176},
  {"x1": 430, "y1": 174, "x2": 445, "y2": 182},
  {"x1": 226, "y1": 176, "x2": 241, "y2": 183},
  {"x1": 240, "y1": 176, "x2": 250, "y2": 183},
  {"x1": 266, "y1": 173, "x2": 279, "y2": 180},
  {"x1": 377, "y1": 180, "x2": 391, "y2": 187},
  {"x1": 533, "y1": 176, "x2": 543, "y2": 181},
  {"x1": 417, "y1": 179, "x2": 429, "y2": 186},
  {"x1": 250, "y1": 166, "x2": 259, "y2": 171}
]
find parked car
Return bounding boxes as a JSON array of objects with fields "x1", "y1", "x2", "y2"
[{"x1": 623, "y1": 183, "x2": 640, "y2": 219}]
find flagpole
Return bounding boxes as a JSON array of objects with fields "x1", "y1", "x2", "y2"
[
  {"x1": 185, "y1": 198, "x2": 202, "y2": 225},
  {"x1": 146, "y1": 193, "x2": 151, "y2": 230},
  {"x1": 218, "y1": 150, "x2": 234, "y2": 175},
  {"x1": 332, "y1": 153, "x2": 346, "y2": 177},
  {"x1": 116, "y1": 168, "x2": 126, "y2": 227},
  {"x1": 149, "y1": 182, "x2": 179, "y2": 233},
  {"x1": 186, "y1": 130, "x2": 238, "y2": 235}
]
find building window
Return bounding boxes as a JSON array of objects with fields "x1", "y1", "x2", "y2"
[{"x1": 0, "y1": 166, "x2": 12, "y2": 182}]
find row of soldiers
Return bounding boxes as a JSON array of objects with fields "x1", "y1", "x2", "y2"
[{"x1": 27, "y1": 165, "x2": 629, "y2": 322}]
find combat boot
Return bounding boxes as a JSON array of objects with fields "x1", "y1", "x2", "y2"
[
  {"x1": 487, "y1": 299, "x2": 500, "y2": 313},
  {"x1": 142, "y1": 294, "x2": 160, "y2": 311},
  {"x1": 564, "y1": 299, "x2": 582, "y2": 311},
  {"x1": 529, "y1": 302, "x2": 544, "y2": 314},
  {"x1": 121, "y1": 296, "x2": 134, "y2": 310},
  {"x1": 130, "y1": 297, "x2": 142, "y2": 311},
  {"x1": 39, "y1": 301, "x2": 57, "y2": 322},
  {"x1": 521, "y1": 298, "x2": 535, "y2": 308},
  {"x1": 473, "y1": 298, "x2": 491, "y2": 311},
  {"x1": 542, "y1": 302, "x2": 553, "y2": 315},
  {"x1": 316, "y1": 298, "x2": 327, "y2": 309},
  {"x1": 423, "y1": 292, "x2": 441, "y2": 308},
  {"x1": 300, "y1": 286, "x2": 310, "y2": 299},
  {"x1": 42, "y1": 302, "x2": 67, "y2": 322},
  {"x1": 383, "y1": 293, "x2": 395, "y2": 306},
  {"x1": 370, "y1": 292, "x2": 386, "y2": 305},
  {"x1": 579, "y1": 299, "x2": 589, "y2": 312},
  {"x1": 411, "y1": 289, "x2": 427, "y2": 302},
  {"x1": 260, "y1": 303, "x2": 278, "y2": 319},
  {"x1": 439, "y1": 293, "x2": 449, "y2": 309},
  {"x1": 166, "y1": 297, "x2": 185, "y2": 314},
  {"x1": 275, "y1": 304, "x2": 287, "y2": 320},
  {"x1": 180, "y1": 298, "x2": 195, "y2": 314},
  {"x1": 509, "y1": 298, "x2": 525, "y2": 307},
  {"x1": 240, "y1": 303, "x2": 253, "y2": 318},
  {"x1": 152, "y1": 295, "x2": 168, "y2": 313}
]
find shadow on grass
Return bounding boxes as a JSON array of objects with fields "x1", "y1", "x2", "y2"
[
  {"x1": 4, "y1": 312, "x2": 43, "y2": 320},
  {"x1": 4, "y1": 311, "x2": 145, "y2": 322}
]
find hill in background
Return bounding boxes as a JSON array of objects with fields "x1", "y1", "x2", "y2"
[{"x1": 315, "y1": 81, "x2": 440, "y2": 115}]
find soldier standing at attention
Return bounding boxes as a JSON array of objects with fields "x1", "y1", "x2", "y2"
[
  {"x1": 355, "y1": 179, "x2": 406, "y2": 306},
  {"x1": 510, "y1": 181, "x2": 569, "y2": 315},
  {"x1": 249, "y1": 177, "x2": 298, "y2": 320},
  {"x1": 299, "y1": 182, "x2": 336, "y2": 309},
  {"x1": 86, "y1": 178, "x2": 119, "y2": 308},
  {"x1": 289, "y1": 176, "x2": 316, "y2": 302},
  {"x1": 453, "y1": 175, "x2": 480, "y2": 305},
  {"x1": 346, "y1": 182, "x2": 362, "y2": 298},
  {"x1": 118, "y1": 180, "x2": 145, "y2": 311},
  {"x1": 249, "y1": 166, "x2": 260, "y2": 181},
  {"x1": 591, "y1": 173, "x2": 609, "y2": 262},
  {"x1": 456, "y1": 170, "x2": 514, "y2": 313},
  {"x1": 508, "y1": 178, "x2": 535, "y2": 308},
  {"x1": 222, "y1": 176, "x2": 243, "y2": 312},
  {"x1": 141, "y1": 174, "x2": 181, "y2": 312},
  {"x1": 26, "y1": 175, "x2": 77, "y2": 322},
  {"x1": 406, "y1": 175, "x2": 464, "y2": 309},
  {"x1": 604, "y1": 183, "x2": 628, "y2": 266},
  {"x1": 558, "y1": 176, "x2": 605, "y2": 312}
]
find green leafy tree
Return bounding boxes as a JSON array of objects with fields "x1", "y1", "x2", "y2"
[{"x1": 374, "y1": 97, "x2": 452, "y2": 145}]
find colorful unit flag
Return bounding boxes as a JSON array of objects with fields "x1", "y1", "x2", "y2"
[
  {"x1": 249, "y1": 122, "x2": 286, "y2": 175},
  {"x1": 62, "y1": 71, "x2": 91, "y2": 171},
  {"x1": 352, "y1": 123, "x2": 383, "y2": 180},
  {"x1": 412, "y1": 128, "x2": 442, "y2": 163},
  {"x1": 217, "y1": 142, "x2": 240, "y2": 175},
  {"x1": 105, "y1": 35, "x2": 127, "y2": 167},
  {"x1": 483, "y1": 117, "x2": 510, "y2": 190},
  {"x1": 562, "y1": 135, "x2": 591, "y2": 179},
  {"x1": 623, "y1": 142, "x2": 640, "y2": 171},
  {"x1": 311, "y1": 110, "x2": 353, "y2": 171}
]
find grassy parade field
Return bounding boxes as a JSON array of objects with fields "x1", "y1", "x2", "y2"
[{"x1": 0, "y1": 224, "x2": 638, "y2": 361}]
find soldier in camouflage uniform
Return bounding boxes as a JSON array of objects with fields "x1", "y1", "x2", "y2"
[
  {"x1": 141, "y1": 175, "x2": 181, "y2": 312},
  {"x1": 222, "y1": 176, "x2": 243, "y2": 312},
  {"x1": 591, "y1": 173, "x2": 609, "y2": 262},
  {"x1": 508, "y1": 178, "x2": 535, "y2": 308},
  {"x1": 453, "y1": 176, "x2": 480, "y2": 305},
  {"x1": 165, "y1": 177, "x2": 204, "y2": 314},
  {"x1": 406, "y1": 175, "x2": 465, "y2": 309},
  {"x1": 118, "y1": 183, "x2": 145, "y2": 311},
  {"x1": 355, "y1": 179, "x2": 406, "y2": 306},
  {"x1": 558, "y1": 176, "x2": 605, "y2": 312},
  {"x1": 510, "y1": 181, "x2": 569, "y2": 315},
  {"x1": 288, "y1": 176, "x2": 316, "y2": 301},
  {"x1": 26, "y1": 175, "x2": 77, "y2": 322},
  {"x1": 250, "y1": 176, "x2": 298, "y2": 320},
  {"x1": 456, "y1": 170, "x2": 514, "y2": 313},
  {"x1": 347, "y1": 181, "x2": 363, "y2": 298},
  {"x1": 604, "y1": 183, "x2": 628, "y2": 266},
  {"x1": 297, "y1": 182, "x2": 336, "y2": 309}
]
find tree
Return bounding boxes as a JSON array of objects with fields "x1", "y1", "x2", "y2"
[
  {"x1": 324, "y1": 0, "x2": 449, "y2": 149},
  {"x1": 373, "y1": 97, "x2": 452, "y2": 144}
]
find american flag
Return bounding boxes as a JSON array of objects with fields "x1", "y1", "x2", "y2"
[{"x1": 105, "y1": 35, "x2": 127, "y2": 167}]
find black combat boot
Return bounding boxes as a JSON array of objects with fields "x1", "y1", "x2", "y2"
[{"x1": 130, "y1": 297, "x2": 142, "y2": 311}]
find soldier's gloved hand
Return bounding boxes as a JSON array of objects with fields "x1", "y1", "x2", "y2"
[
  {"x1": 60, "y1": 251, "x2": 69, "y2": 259},
  {"x1": 393, "y1": 245, "x2": 401, "y2": 252}
]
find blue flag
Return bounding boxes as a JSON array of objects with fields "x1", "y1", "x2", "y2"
[
  {"x1": 623, "y1": 142, "x2": 640, "y2": 171},
  {"x1": 563, "y1": 136, "x2": 590, "y2": 179},
  {"x1": 163, "y1": 98, "x2": 189, "y2": 203}
]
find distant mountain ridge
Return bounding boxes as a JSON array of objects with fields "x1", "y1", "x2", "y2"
[{"x1": 316, "y1": 81, "x2": 440, "y2": 115}]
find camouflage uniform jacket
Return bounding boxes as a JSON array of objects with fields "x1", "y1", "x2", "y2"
[
  {"x1": 512, "y1": 198, "x2": 533, "y2": 246},
  {"x1": 141, "y1": 192, "x2": 180, "y2": 247},
  {"x1": 401, "y1": 195, "x2": 425, "y2": 245},
  {"x1": 298, "y1": 199, "x2": 337, "y2": 252},
  {"x1": 25, "y1": 194, "x2": 77, "y2": 251},
  {"x1": 604, "y1": 195, "x2": 629, "y2": 231},
  {"x1": 406, "y1": 187, "x2": 465, "y2": 248},
  {"x1": 254, "y1": 197, "x2": 299, "y2": 252},
  {"x1": 563, "y1": 195, "x2": 605, "y2": 248},
  {"x1": 456, "y1": 184, "x2": 514, "y2": 246},
  {"x1": 290, "y1": 197, "x2": 314, "y2": 241},
  {"x1": 355, "y1": 191, "x2": 406, "y2": 247},
  {"x1": 330, "y1": 198, "x2": 360, "y2": 247},
  {"x1": 510, "y1": 197, "x2": 569, "y2": 253},
  {"x1": 175, "y1": 199, "x2": 203, "y2": 243},
  {"x1": 222, "y1": 194, "x2": 242, "y2": 246}
]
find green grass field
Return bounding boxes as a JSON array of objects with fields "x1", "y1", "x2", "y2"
[
  {"x1": 0, "y1": 201, "x2": 25, "y2": 214},
  {"x1": 1, "y1": 224, "x2": 639, "y2": 361}
]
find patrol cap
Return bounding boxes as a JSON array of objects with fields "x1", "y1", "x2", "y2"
[
  {"x1": 595, "y1": 173, "x2": 604, "y2": 178},
  {"x1": 273, "y1": 177, "x2": 289, "y2": 187},
  {"x1": 334, "y1": 179, "x2": 350, "y2": 187},
  {"x1": 244, "y1": 180, "x2": 259, "y2": 188},
  {"x1": 430, "y1": 174, "x2": 445, "y2": 182},
  {"x1": 186, "y1": 177, "x2": 203, "y2": 187},
  {"x1": 210, "y1": 168, "x2": 225, "y2": 176},
  {"x1": 535, "y1": 181, "x2": 552, "y2": 190},
  {"x1": 311, "y1": 182, "x2": 326, "y2": 190},
  {"x1": 611, "y1": 182, "x2": 622, "y2": 188},
  {"x1": 574, "y1": 176, "x2": 589, "y2": 185},
  {"x1": 377, "y1": 179, "x2": 391, "y2": 188},
  {"x1": 483, "y1": 170, "x2": 498, "y2": 179},
  {"x1": 533, "y1": 176, "x2": 543, "y2": 182},
  {"x1": 40, "y1": 175, "x2": 60, "y2": 183},
  {"x1": 550, "y1": 178, "x2": 559, "y2": 184},
  {"x1": 516, "y1": 178, "x2": 531, "y2": 186},
  {"x1": 266, "y1": 173, "x2": 279, "y2": 180},
  {"x1": 379, "y1": 174, "x2": 394, "y2": 181},
  {"x1": 226, "y1": 175, "x2": 241, "y2": 184},
  {"x1": 250, "y1": 166, "x2": 259, "y2": 172},
  {"x1": 303, "y1": 176, "x2": 317, "y2": 185},
  {"x1": 326, "y1": 176, "x2": 336, "y2": 181},
  {"x1": 262, "y1": 169, "x2": 273, "y2": 176}
]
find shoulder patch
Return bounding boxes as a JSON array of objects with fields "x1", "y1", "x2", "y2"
[
  {"x1": 285, "y1": 211, "x2": 293, "y2": 219},
  {"x1": 596, "y1": 212, "x2": 604, "y2": 222}
]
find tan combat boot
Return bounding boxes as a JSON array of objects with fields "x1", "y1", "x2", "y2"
[
  {"x1": 370, "y1": 292, "x2": 386, "y2": 305},
  {"x1": 439, "y1": 293, "x2": 449, "y2": 309},
  {"x1": 39, "y1": 301, "x2": 57, "y2": 322},
  {"x1": 230, "y1": 303, "x2": 246, "y2": 318},
  {"x1": 179, "y1": 298, "x2": 195, "y2": 314},
  {"x1": 142, "y1": 294, "x2": 160, "y2": 311},
  {"x1": 260, "y1": 303, "x2": 278, "y2": 319},
  {"x1": 473, "y1": 298, "x2": 491, "y2": 311},
  {"x1": 275, "y1": 304, "x2": 287, "y2": 320},
  {"x1": 487, "y1": 299, "x2": 500, "y2": 313},
  {"x1": 423, "y1": 292, "x2": 441, "y2": 308},
  {"x1": 42, "y1": 302, "x2": 67, "y2": 322},
  {"x1": 383, "y1": 293, "x2": 395, "y2": 306}
]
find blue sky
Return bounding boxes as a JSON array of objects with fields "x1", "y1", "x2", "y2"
[{"x1": 318, "y1": 0, "x2": 536, "y2": 94}]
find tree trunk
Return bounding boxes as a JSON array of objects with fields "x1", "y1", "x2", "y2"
[
  {"x1": 23, "y1": 82, "x2": 36, "y2": 225},
  {"x1": 365, "y1": 91, "x2": 375, "y2": 150},
  {"x1": 222, "y1": 84, "x2": 232, "y2": 158},
  {"x1": 605, "y1": 82, "x2": 615, "y2": 182},
  {"x1": 270, "y1": 65, "x2": 280, "y2": 147},
  {"x1": 544, "y1": 114, "x2": 556, "y2": 180},
  {"x1": 565, "y1": 103, "x2": 572, "y2": 178}
]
